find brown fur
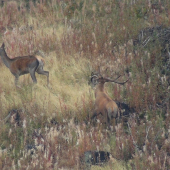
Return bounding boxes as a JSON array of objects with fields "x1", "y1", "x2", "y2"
[
  {"x1": 0, "y1": 43, "x2": 49, "y2": 87},
  {"x1": 10, "y1": 56, "x2": 37, "y2": 75}
]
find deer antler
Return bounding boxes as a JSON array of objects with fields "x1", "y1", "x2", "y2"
[{"x1": 104, "y1": 75, "x2": 129, "y2": 85}]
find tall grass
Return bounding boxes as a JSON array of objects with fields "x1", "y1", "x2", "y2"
[{"x1": 0, "y1": 0, "x2": 170, "y2": 169}]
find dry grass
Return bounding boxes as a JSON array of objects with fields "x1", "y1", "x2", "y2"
[{"x1": 0, "y1": 0, "x2": 170, "y2": 169}]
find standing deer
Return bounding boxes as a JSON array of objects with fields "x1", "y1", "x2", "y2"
[
  {"x1": 90, "y1": 72, "x2": 128, "y2": 128},
  {"x1": 0, "y1": 43, "x2": 49, "y2": 87}
]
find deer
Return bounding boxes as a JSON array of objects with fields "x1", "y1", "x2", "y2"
[
  {"x1": 0, "y1": 43, "x2": 49, "y2": 87},
  {"x1": 89, "y1": 71, "x2": 128, "y2": 129}
]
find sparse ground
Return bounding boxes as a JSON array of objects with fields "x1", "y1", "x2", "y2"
[{"x1": 0, "y1": 0, "x2": 170, "y2": 169}]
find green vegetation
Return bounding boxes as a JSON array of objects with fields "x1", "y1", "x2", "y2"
[{"x1": 0, "y1": 0, "x2": 170, "y2": 169}]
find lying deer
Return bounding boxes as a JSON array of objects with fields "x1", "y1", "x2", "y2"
[
  {"x1": 0, "y1": 43, "x2": 49, "y2": 87},
  {"x1": 90, "y1": 72, "x2": 128, "y2": 128}
]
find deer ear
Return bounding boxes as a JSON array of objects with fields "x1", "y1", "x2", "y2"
[{"x1": 91, "y1": 72, "x2": 94, "y2": 76}]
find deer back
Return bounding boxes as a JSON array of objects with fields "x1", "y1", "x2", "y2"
[{"x1": 10, "y1": 56, "x2": 38, "y2": 75}]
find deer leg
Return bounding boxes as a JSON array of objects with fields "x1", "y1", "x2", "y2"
[
  {"x1": 15, "y1": 76, "x2": 19, "y2": 86},
  {"x1": 14, "y1": 75, "x2": 22, "y2": 88},
  {"x1": 107, "y1": 109, "x2": 113, "y2": 129},
  {"x1": 106, "y1": 112, "x2": 109, "y2": 127},
  {"x1": 112, "y1": 118, "x2": 116, "y2": 131},
  {"x1": 29, "y1": 69, "x2": 37, "y2": 84},
  {"x1": 108, "y1": 110, "x2": 116, "y2": 131},
  {"x1": 36, "y1": 66, "x2": 49, "y2": 86},
  {"x1": 115, "y1": 109, "x2": 121, "y2": 125}
]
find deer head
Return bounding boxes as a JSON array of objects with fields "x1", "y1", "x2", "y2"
[{"x1": 90, "y1": 72, "x2": 129, "y2": 87}]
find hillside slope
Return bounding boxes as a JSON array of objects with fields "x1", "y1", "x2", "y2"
[{"x1": 0, "y1": 0, "x2": 170, "y2": 169}]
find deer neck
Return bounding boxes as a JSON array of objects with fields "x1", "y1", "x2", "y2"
[
  {"x1": 95, "y1": 82, "x2": 105, "y2": 98},
  {"x1": 0, "y1": 48, "x2": 12, "y2": 68}
]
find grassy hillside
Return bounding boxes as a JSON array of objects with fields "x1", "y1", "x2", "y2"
[{"x1": 0, "y1": 0, "x2": 170, "y2": 169}]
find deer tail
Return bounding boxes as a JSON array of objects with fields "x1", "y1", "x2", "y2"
[{"x1": 35, "y1": 55, "x2": 45, "y2": 66}]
